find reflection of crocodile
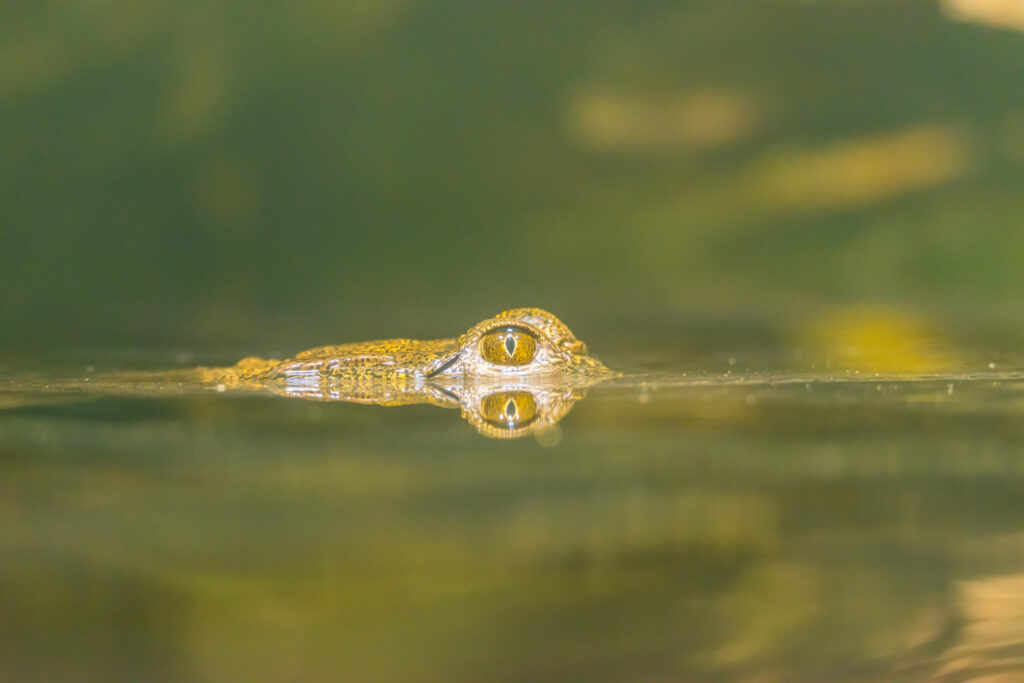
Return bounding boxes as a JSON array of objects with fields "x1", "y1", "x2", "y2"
[
  {"x1": 205, "y1": 308, "x2": 611, "y2": 438},
  {"x1": 279, "y1": 377, "x2": 597, "y2": 439}
]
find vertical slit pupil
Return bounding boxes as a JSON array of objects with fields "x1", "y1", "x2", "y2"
[
  {"x1": 505, "y1": 399, "x2": 517, "y2": 418},
  {"x1": 504, "y1": 335, "x2": 517, "y2": 356}
]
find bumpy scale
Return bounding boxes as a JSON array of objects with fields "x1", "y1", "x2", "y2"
[{"x1": 202, "y1": 308, "x2": 611, "y2": 409}]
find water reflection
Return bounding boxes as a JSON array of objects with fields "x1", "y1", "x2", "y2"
[
  {"x1": 6, "y1": 354, "x2": 1024, "y2": 679},
  {"x1": 275, "y1": 372, "x2": 603, "y2": 439},
  {"x1": 932, "y1": 572, "x2": 1024, "y2": 680},
  {"x1": 0, "y1": 366, "x2": 607, "y2": 439}
]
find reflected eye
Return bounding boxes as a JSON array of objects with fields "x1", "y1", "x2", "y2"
[
  {"x1": 479, "y1": 326, "x2": 538, "y2": 366},
  {"x1": 479, "y1": 391, "x2": 539, "y2": 429}
]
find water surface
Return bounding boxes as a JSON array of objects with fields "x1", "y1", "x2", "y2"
[{"x1": 3, "y1": 329, "x2": 1024, "y2": 681}]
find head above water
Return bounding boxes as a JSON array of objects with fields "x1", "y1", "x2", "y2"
[
  {"x1": 431, "y1": 307, "x2": 610, "y2": 379},
  {"x1": 205, "y1": 307, "x2": 611, "y2": 437},
  {"x1": 220, "y1": 307, "x2": 610, "y2": 388}
]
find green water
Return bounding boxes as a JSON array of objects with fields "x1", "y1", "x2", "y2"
[{"x1": 4, "y1": 326, "x2": 1024, "y2": 681}]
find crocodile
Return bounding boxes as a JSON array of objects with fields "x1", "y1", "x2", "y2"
[
  {"x1": 201, "y1": 307, "x2": 611, "y2": 438},
  {"x1": 203, "y1": 308, "x2": 605, "y2": 392},
  {"x1": 0, "y1": 308, "x2": 611, "y2": 439}
]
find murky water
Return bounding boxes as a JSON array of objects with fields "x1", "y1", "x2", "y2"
[
  {"x1": 4, "y1": 328, "x2": 1024, "y2": 682},
  {"x1": 6, "y1": 0, "x2": 1024, "y2": 679}
]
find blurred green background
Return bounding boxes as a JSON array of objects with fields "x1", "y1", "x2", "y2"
[{"x1": 5, "y1": 0, "x2": 1024, "y2": 350}]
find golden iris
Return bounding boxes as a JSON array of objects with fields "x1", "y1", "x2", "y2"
[
  {"x1": 479, "y1": 390, "x2": 539, "y2": 429},
  {"x1": 479, "y1": 326, "x2": 537, "y2": 366}
]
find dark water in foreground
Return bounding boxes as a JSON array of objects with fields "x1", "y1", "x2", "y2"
[{"x1": 3, "y1": 341, "x2": 1024, "y2": 682}]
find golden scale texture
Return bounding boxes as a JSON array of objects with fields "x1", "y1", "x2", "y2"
[{"x1": 197, "y1": 308, "x2": 612, "y2": 437}]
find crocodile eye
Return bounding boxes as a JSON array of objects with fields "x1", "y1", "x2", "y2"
[
  {"x1": 479, "y1": 326, "x2": 538, "y2": 366},
  {"x1": 479, "y1": 390, "x2": 539, "y2": 429}
]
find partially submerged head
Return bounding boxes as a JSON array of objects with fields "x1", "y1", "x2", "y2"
[
  {"x1": 430, "y1": 307, "x2": 610, "y2": 379},
  {"x1": 229, "y1": 307, "x2": 610, "y2": 437}
]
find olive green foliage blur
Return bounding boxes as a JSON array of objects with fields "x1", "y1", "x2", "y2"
[{"x1": 4, "y1": 1, "x2": 1024, "y2": 346}]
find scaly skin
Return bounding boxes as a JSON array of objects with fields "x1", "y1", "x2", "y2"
[
  {"x1": 203, "y1": 308, "x2": 610, "y2": 405},
  {"x1": 195, "y1": 308, "x2": 612, "y2": 436}
]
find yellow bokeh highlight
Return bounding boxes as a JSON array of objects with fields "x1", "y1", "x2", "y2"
[
  {"x1": 567, "y1": 88, "x2": 756, "y2": 153},
  {"x1": 943, "y1": 0, "x2": 1024, "y2": 32},
  {"x1": 752, "y1": 125, "x2": 973, "y2": 210},
  {"x1": 936, "y1": 572, "x2": 1024, "y2": 679},
  {"x1": 804, "y1": 306, "x2": 958, "y2": 374}
]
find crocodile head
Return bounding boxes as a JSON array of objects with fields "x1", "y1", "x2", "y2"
[
  {"x1": 212, "y1": 307, "x2": 610, "y2": 438},
  {"x1": 429, "y1": 307, "x2": 610, "y2": 379}
]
